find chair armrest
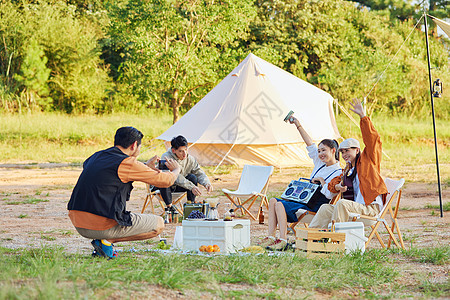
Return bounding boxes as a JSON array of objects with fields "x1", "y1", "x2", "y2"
[
  {"x1": 356, "y1": 215, "x2": 377, "y2": 221},
  {"x1": 222, "y1": 188, "x2": 235, "y2": 194},
  {"x1": 223, "y1": 188, "x2": 257, "y2": 197}
]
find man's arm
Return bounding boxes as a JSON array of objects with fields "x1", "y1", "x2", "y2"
[
  {"x1": 188, "y1": 161, "x2": 213, "y2": 193},
  {"x1": 118, "y1": 157, "x2": 180, "y2": 187},
  {"x1": 187, "y1": 158, "x2": 211, "y2": 187},
  {"x1": 174, "y1": 157, "x2": 212, "y2": 194}
]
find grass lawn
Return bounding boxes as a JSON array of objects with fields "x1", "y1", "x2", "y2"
[{"x1": 0, "y1": 245, "x2": 448, "y2": 299}]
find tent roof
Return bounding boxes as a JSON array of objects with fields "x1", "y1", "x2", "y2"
[
  {"x1": 158, "y1": 53, "x2": 340, "y2": 145},
  {"x1": 429, "y1": 15, "x2": 450, "y2": 38}
]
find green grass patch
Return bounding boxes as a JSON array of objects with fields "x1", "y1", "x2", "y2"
[
  {"x1": 400, "y1": 246, "x2": 450, "y2": 265},
  {"x1": 40, "y1": 235, "x2": 56, "y2": 241},
  {"x1": 5, "y1": 197, "x2": 49, "y2": 205},
  {"x1": 0, "y1": 246, "x2": 448, "y2": 299},
  {"x1": 0, "y1": 111, "x2": 172, "y2": 163},
  {"x1": 424, "y1": 202, "x2": 450, "y2": 211}
]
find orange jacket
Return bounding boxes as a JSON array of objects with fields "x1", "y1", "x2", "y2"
[{"x1": 328, "y1": 116, "x2": 387, "y2": 205}]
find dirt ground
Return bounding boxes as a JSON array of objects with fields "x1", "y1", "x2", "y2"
[{"x1": 0, "y1": 163, "x2": 448, "y2": 254}]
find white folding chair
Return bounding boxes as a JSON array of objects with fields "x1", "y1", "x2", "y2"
[
  {"x1": 349, "y1": 178, "x2": 405, "y2": 249},
  {"x1": 222, "y1": 165, "x2": 274, "y2": 220}
]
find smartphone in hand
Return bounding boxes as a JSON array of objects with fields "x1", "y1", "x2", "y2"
[{"x1": 158, "y1": 159, "x2": 169, "y2": 170}]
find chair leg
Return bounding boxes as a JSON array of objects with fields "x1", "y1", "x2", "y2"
[
  {"x1": 395, "y1": 220, "x2": 405, "y2": 250},
  {"x1": 383, "y1": 220, "x2": 401, "y2": 249},
  {"x1": 224, "y1": 193, "x2": 269, "y2": 221},
  {"x1": 245, "y1": 195, "x2": 259, "y2": 212},
  {"x1": 242, "y1": 205, "x2": 257, "y2": 221},
  {"x1": 224, "y1": 194, "x2": 240, "y2": 213},
  {"x1": 236, "y1": 198, "x2": 246, "y2": 216},
  {"x1": 154, "y1": 194, "x2": 167, "y2": 217},
  {"x1": 257, "y1": 196, "x2": 268, "y2": 214},
  {"x1": 172, "y1": 193, "x2": 187, "y2": 216},
  {"x1": 374, "y1": 230, "x2": 385, "y2": 248},
  {"x1": 366, "y1": 223, "x2": 386, "y2": 248},
  {"x1": 288, "y1": 211, "x2": 310, "y2": 237},
  {"x1": 393, "y1": 219, "x2": 405, "y2": 249},
  {"x1": 141, "y1": 195, "x2": 150, "y2": 214},
  {"x1": 387, "y1": 219, "x2": 405, "y2": 250},
  {"x1": 241, "y1": 195, "x2": 259, "y2": 220},
  {"x1": 289, "y1": 221, "x2": 300, "y2": 236},
  {"x1": 263, "y1": 196, "x2": 269, "y2": 210}
]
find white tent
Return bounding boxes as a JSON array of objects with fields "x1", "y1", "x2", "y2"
[
  {"x1": 157, "y1": 53, "x2": 340, "y2": 168},
  {"x1": 430, "y1": 15, "x2": 450, "y2": 37}
]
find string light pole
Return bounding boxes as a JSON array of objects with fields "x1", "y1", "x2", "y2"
[{"x1": 423, "y1": 12, "x2": 443, "y2": 218}]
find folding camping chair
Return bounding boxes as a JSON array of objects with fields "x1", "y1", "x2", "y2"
[
  {"x1": 222, "y1": 165, "x2": 274, "y2": 221},
  {"x1": 349, "y1": 178, "x2": 405, "y2": 249},
  {"x1": 141, "y1": 184, "x2": 187, "y2": 216},
  {"x1": 288, "y1": 193, "x2": 341, "y2": 236}
]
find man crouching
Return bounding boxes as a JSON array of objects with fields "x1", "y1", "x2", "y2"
[{"x1": 68, "y1": 126, "x2": 180, "y2": 259}]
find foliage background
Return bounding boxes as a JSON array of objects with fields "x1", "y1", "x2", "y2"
[{"x1": 0, "y1": 0, "x2": 449, "y2": 120}]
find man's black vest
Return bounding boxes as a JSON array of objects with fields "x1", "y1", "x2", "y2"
[{"x1": 68, "y1": 147, "x2": 134, "y2": 226}]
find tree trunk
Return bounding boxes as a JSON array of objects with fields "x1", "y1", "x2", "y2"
[{"x1": 172, "y1": 88, "x2": 180, "y2": 124}]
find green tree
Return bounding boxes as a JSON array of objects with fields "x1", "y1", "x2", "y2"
[
  {"x1": 348, "y1": 0, "x2": 450, "y2": 35},
  {"x1": 107, "y1": 0, "x2": 256, "y2": 123},
  {"x1": 0, "y1": 1, "x2": 112, "y2": 113},
  {"x1": 14, "y1": 39, "x2": 51, "y2": 110},
  {"x1": 247, "y1": 0, "x2": 450, "y2": 118},
  {"x1": 347, "y1": 0, "x2": 417, "y2": 20}
]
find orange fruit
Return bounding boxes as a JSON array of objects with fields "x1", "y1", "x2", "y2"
[
  {"x1": 213, "y1": 245, "x2": 220, "y2": 252},
  {"x1": 206, "y1": 245, "x2": 214, "y2": 253},
  {"x1": 199, "y1": 245, "x2": 207, "y2": 252}
]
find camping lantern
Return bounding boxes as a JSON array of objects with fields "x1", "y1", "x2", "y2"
[{"x1": 432, "y1": 78, "x2": 443, "y2": 98}]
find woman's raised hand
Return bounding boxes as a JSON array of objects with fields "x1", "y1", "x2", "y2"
[
  {"x1": 288, "y1": 116, "x2": 301, "y2": 128},
  {"x1": 349, "y1": 98, "x2": 366, "y2": 118},
  {"x1": 290, "y1": 115, "x2": 313, "y2": 146}
]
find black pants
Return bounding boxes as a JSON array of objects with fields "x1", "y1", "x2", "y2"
[{"x1": 156, "y1": 173, "x2": 198, "y2": 205}]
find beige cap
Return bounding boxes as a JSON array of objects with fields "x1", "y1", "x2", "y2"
[{"x1": 339, "y1": 138, "x2": 360, "y2": 150}]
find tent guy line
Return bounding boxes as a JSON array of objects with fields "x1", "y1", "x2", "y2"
[{"x1": 363, "y1": 15, "x2": 424, "y2": 101}]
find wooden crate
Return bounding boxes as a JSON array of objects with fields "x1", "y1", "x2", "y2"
[{"x1": 296, "y1": 228, "x2": 346, "y2": 257}]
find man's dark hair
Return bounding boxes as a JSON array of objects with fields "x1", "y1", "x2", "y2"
[
  {"x1": 114, "y1": 127, "x2": 144, "y2": 148},
  {"x1": 171, "y1": 135, "x2": 188, "y2": 149}
]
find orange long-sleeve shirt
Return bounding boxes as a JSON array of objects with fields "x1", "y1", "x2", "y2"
[
  {"x1": 69, "y1": 157, "x2": 176, "y2": 230},
  {"x1": 328, "y1": 116, "x2": 387, "y2": 205}
]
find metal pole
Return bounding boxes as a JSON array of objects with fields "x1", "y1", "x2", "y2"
[{"x1": 424, "y1": 13, "x2": 443, "y2": 217}]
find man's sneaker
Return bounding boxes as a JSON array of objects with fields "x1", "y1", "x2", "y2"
[
  {"x1": 267, "y1": 239, "x2": 289, "y2": 251},
  {"x1": 92, "y1": 249, "x2": 118, "y2": 258},
  {"x1": 258, "y1": 236, "x2": 276, "y2": 248},
  {"x1": 91, "y1": 239, "x2": 117, "y2": 259},
  {"x1": 92, "y1": 250, "x2": 100, "y2": 257}
]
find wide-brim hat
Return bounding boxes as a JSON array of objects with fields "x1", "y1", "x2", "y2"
[{"x1": 339, "y1": 138, "x2": 360, "y2": 150}]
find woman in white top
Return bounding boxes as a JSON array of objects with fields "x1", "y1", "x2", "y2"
[{"x1": 260, "y1": 116, "x2": 342, "y2": 251}]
